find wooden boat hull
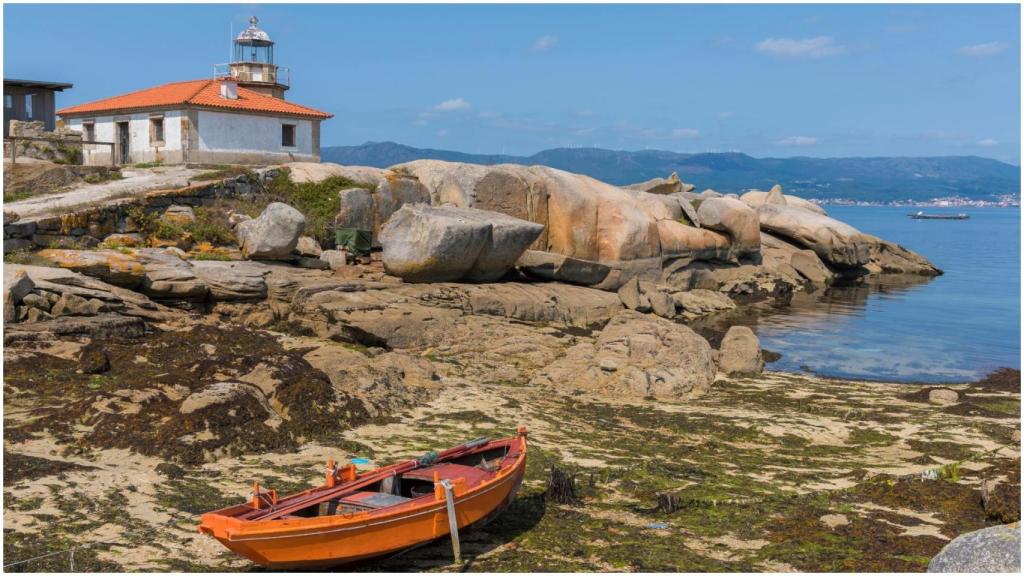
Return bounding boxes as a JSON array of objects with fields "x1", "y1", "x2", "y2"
[{"x1": 198, "y1": 432, "x2": 528, "y2": 569}]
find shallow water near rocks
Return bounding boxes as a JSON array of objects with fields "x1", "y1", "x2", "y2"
[{"x1": 707, "y1": 206, "x2": 1020, "y2": 383}]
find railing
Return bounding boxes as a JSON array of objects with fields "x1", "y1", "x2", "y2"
[
  {"x1": 5, "y1": 135, "x2": 116, "y2": 166},
  {"x1": 212, "y1": 64, "x2": 290, "y2": 88}
]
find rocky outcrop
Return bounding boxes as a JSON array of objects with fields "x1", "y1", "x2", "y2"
[
  {"x1": 759, "y1": 232, "x2": 835, "y2": 285},
  {"x1": 756, "y1": 204, "x2": 875, "y2": 268},
  {"x1": 236, "y1": 202, "x2": 305, "y2": 260},
  {"x1": 515, "y1": 250, "x2": 611, "y2": 286},
  {"x1": 37, "y1": 249, "x2": 146, "y2": 289},
  {"x1": 718, "y1": 326, "x2": 764, "y2": 375},
  {"x1": 927, "y1": 524, "x2": 1020, "y2": 573},
  {"x1": 863, "y1": 236, "x2": 943, "y2": 276},
  {"x1": 624, "y1": 172, "x2": 694, "y2": 195},
  {"x1": 531, "y1": 310, "x2": 716, "y2": 398},
  {"x1": 672, "y1": 289, "x2": 736, "y2": 320},
  {"x1": 380, "y1": 204, "x2": 543, "y2": 283},
  {"x1": 191, "y1": 260, "x2": 269, "y2": 301},
  {"x1": 741, "y1": 187, "x2": 827, "y2": 215},
  {"x1": 134, "y1": 248, "x2": 208, "y2": 304},
  {"x1": 696, "y1": 197, "x2": 761, "y2": 257},
  {"x1": 395, "y1": 160, "x2": 662, "y2": 265}
]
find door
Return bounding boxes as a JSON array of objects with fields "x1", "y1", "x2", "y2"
[{"x1": 116, "y1": 121, "x2": 130, "y2": 165}]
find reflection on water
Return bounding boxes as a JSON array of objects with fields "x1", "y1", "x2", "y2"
[{"x1": 692, "y1": 206, "x2": 1021, "y2": 383}]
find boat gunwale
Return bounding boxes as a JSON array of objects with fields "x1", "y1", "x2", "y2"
[{"x1": 199, "y1": 435, "x2": 527, "y2": 542}]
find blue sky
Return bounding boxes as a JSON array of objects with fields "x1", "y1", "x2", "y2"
[{"x1": 4, "y1": 3, "x2": 1020, "y2": 162}]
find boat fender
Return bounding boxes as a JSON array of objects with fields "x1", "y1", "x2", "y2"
[{"x1": 418, "y1": 451, "x2": 439, "y2": 466}]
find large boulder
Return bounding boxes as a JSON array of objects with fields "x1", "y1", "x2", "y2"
[
  {"x1": 236, "y1": 202, "x2": 306, "y2": 260},
  {"x1": 451, "y1": 208, "x2": 546, "y2": 282},
  {"x1": 696, "y1": 197, "x2": 761, "y2": 257},
  {"x1": 718, "y1": 326, "x2": 764, "y2": 375},
  {"x1": 396, "y1": 160, "x2": 661, "y2": 264},
  {"x1": 741, "y1": 187, "x2": 827, "y2": 215},
  {"x1": 756, "y1": 204, "x2": 874, "y2": 268},
  {"x1": 531, "y1": 310, "x2": 716, "y2": 398},
  {"x1": 380, "y1": 204, "x2": 542, "y2": 283},
  {"x1": 927, "y1": 524, "x2": 1020, "y2": 573}
]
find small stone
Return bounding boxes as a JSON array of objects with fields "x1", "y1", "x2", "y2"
[
  {"x1": 819, "y1": 514, "x2": 849, "y2": 529},
  {"x1": 295, "y1": 236, "x2": 322, "y2": 257},
  {"x1": 25, "y1": 308, "x2": 52, "y2": 323},
  {"x1": 21, "y1": 293, "x2": 49, "y2": 310},
  {"x1": 78, "y1": 346, "x2": 111, "y2": 374},
  {"x1": 161, "y1": 205, "x2": 195, "y2": 226},
  {"x1": 319, "y1": 249, "x2": 348, "y2": 270},
  {"x1": 201, "y1": 343, "x2": 217, "y2": 356},
  {"x1": 928, "y1": 388, "x2": 959, "y2": 405},
  {"x1": 598, "y1": 358, "x2": 619, "y2": 372},
  {"x1": 51, "y1": 293, "x2": 96, "y2": 317},
  {"x1": 718, "y1": 326, "x2": 764, "y2": 376}
]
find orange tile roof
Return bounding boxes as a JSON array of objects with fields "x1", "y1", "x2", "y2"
[{"x1": 58, "y1": 79, "x2": 332, "y2": 119}]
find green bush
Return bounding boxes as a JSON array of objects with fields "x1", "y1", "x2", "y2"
[
  {"x1": 184, "y1": 207, "x2": 235, "y2": 246},
  {"x1": 264, "y1": 169, "x2": 375, "y2": 246}
]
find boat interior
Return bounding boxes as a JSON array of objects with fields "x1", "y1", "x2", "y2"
[{"x1": 253, "y1": 443, "x2": 515, "y2": 521}]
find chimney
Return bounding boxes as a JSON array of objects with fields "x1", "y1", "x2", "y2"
[{"x1": 220, "y1": 78, "x2": 238, "y2": 100}]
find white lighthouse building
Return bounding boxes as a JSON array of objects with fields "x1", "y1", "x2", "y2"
[{"x1": 59, "y1": 16, "x2": 331, "y2": 166}]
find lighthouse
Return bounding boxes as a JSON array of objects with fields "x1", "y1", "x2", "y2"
[{"x1": 227, "y1": 16, "x2": 289, "y2": 99}]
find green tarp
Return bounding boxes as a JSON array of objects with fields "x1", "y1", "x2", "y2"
[{"x1": 335, "y1": 228, "x2": 373, "y2": 257}]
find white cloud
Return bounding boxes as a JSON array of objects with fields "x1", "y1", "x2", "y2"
[
  {"x1": 478, "y1": 110, "x2": 502, "y2": 119},
  {"x1": 437, "y1": 129, "x2": 449, "y2": 137},
  {"x1": 575, "y1": 108, "x2": 594, "y2": 117},
  {"x1": 434, "y1": 97, "x2": 471, "y2": 112},
  {"x1": 668, "y1": 128, "x2": 701, "y2": 139},
  {"x1": 755, "y1": 36, "x2": 846, "y2": 59},
  {"x1": 530, "y1": 35, "x2": 559, "y2": 52},
  {"x1": 717, "y1": 111, "x2": 735, "y2": 119},
  {"x1": 957, "y1": 42, "x2": 1008, "y2": 57},
  {"x1": 571, "y1": 127, "x2": 595, "y2": 136},
  {"x1": 414, "y1": 111, "x2": 435, "y2": 126},
  {"x1": 978, "y1": 138, "x2": 999, "y2": 147},
  {"x1": 777, "y1": 136, "x2": 818, "y2": 146}
]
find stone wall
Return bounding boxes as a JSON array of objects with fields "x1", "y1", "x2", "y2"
[
  {"x1": 3, "y1": 170, "x2": 280, "y2": 253},
  {"x1": 4, "y1": 120, "x2": 84, "y2": 164}
]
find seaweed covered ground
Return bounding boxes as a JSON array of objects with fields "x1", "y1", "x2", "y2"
[{"x1": 3, "y1": 320, "x2": 1020, "y2": 572}]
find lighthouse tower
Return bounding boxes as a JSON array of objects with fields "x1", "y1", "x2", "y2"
[{"x1": 227, "y1": 17, "x2": 289, "y2": 99}]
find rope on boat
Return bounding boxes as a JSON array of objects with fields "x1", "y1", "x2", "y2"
[{"x1": 2, "y1": 540, "x2": 125, "y2": 569}]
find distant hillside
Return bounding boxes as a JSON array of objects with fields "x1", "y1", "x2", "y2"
[{"x1": 321, "y1": 142, "x2": 1020, "y2": 202}]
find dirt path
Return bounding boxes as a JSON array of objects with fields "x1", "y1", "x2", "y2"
[{"x1": 3, "y1": 166, "x2": 206, "y2": 221}]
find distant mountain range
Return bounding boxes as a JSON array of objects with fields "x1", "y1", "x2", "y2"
[{"x1": 321, "y1": 141, "x2": 1020, "y2": 203}]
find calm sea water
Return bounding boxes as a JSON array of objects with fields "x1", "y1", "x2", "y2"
[{"x1": 700, "y1": 206, "x2": 1021, "y2": 383}]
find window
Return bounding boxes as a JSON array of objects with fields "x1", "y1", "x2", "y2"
[
  {"x1": 83, "y1": 121, "x2": 95, "y2": 142},
  {"x1": 24, "y1": 94, "x2": 33, "y2": 118},
  {"x1": 282, "y1": 124, "x2": 296, "y2": 147},
  {"x1": 150, "y1": 117, "x2": 164, "y2": 145},
  {"x1": 3, "y1": 94, "x2": 12, "y2": 109}
]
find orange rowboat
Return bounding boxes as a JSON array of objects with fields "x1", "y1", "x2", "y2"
[{"x1": 197, "y1": 428, "x2": 529, "y2": 569}]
